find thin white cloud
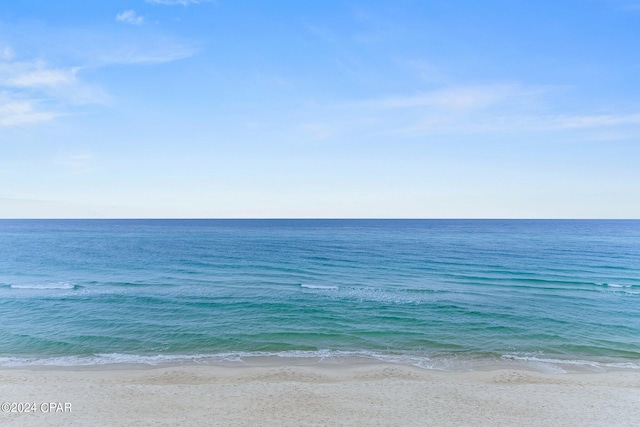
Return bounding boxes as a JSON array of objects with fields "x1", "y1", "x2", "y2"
[
  {"x1": 466, "y1": 112, "x2": 640, "y2": 133},
  {"x1": 116, "y1": 10, "x2": 144, "y2": 26},
  {"x1": 0, "y1": 98, "x2": 58, "y2": 127},
  {"x1": 345, "y1": 83, "x2": 640, "y2": 138},
  {"x1": 96, "y1": 43, "x2": 197, "y2": 65},
  {"x1": 552, "y1": 113, "x2": 640, "y2": 129},
  {"x1": 396, "y1": 111, "x2": 640, "y2": 136},
  {"x1": 0, "y1": 19, "x2": 198, "y2": 129},
  {"x1": 1, "y1": 58, "x2": 109, "y2": 103},
  {"x1": 146, "y1": 0, "x2": 214, "y2": 5},
  {"x1": 8, "y1": 68, "x2": 76, "y2": 88},
  {"x1": 360, "y1": 84, "x2": 543, "y2": 111},
  {"x1": 1, "y1": 59, "x2": 74, "y2": 90},
  {"x1": 0, "y1": 51, "x2": 110, "y2": 127}
]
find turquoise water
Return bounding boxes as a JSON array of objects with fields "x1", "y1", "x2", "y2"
[{"x1": 1, "y1": 219, "x2": 639, "y2": 371}]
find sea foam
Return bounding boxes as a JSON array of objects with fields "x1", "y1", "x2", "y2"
[
  {"x1": 300, "y1": 284, "x2": 339, "y2": 290},
  {"x1": 10, "y1": 282, "x2": 78, "y2": 290}
]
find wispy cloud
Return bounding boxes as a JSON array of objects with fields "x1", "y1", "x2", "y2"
[
  {"x1": 0, "y1": 50, "x2": 109, "y2": 127},
  {"x1": 0, "y1": 97, "x2": 58, "y2": 127},
  {"x1": 95, "y1": 42, "x2": 198, "y2": 65},
  {"x1": 1, "y1": 59, "x2": 108, "y2": 102},
  {"x1": 7, "y1": 67, "x2": 76, "y2": 88},
  {"x1": 146, "y1": 0, "x2": 215, "y2": 5},
  {"x1": 0, "y1": 24, "x2": 196, "y2": 128},
  {"x1": 396, "y1": 110, "x2": 640, "y2": 137},
  {"x1": 340, "y1": 82, "x2": 640, "y2": 138},
  {"x1": 341, "y1": 83, "x2": 544, "y2": 135},
  {"x1": 116, "y1": 10, "x2": 144, "y2": 26},
  {"x1": 0, "y1": 56, "x2": 64, "y2": 127},
  {"x1": 358, "y1": 84, "x2": 544, "y2": 111},
  {"x1": 552, "y1": 113, "x2": 640, "y2": 129}
]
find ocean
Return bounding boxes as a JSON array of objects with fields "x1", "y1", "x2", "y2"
[{"x1": 1, "y1": 219, "x2": 638, "y2": 372}]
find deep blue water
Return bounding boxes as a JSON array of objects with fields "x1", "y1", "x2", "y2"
[{"x1": 1, "y1": 219, "x2": 639, "y2": 371}]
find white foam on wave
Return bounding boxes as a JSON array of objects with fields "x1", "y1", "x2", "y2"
[
  {"x1": 3, "y1": 350, "x2": 639, "y2": 373},
  {"x1": 300, "y1": 284, "x2": 339, "y2": 290},
  {"x1": 599, "y1": 283, "x2": 640, "y2": 295},
  {"x1": 501, "y1": 354, "x2": 640, "y2": 372},
  {"x1": 10, "y1": 282, "x2": 77, "y2": 290},
  {"x1": 331, "y1": 287, "x2": 430, "y2": 305},
  {"x1": 0, "y1": 350, "x2": 433, "y2": 368},
  {"x1": 0, "y1": 353, "x2": 219, "y2": 367},
  {"x1": 604, "y1": 283, "x2": 633, "y2": 288}
]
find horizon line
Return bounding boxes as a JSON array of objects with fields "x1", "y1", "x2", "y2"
[{"x1": 0, "y1": 218, "x2": 638, "y2": 221}]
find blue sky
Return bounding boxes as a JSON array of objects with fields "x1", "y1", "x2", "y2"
[{"x1": 1, "y1": 0, "x2": 639, "y2": 218}]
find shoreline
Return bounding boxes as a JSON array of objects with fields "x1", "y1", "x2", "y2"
[
  {"x1": 2, "y1": 362, "x2": 639, "y2": 426},
  {"x1": 2, "y1": 351, "x2": 639, "y2": 374}
]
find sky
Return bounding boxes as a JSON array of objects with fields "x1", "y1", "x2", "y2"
[{"x1": 1, "y1": 0, "x2": 639, "y2": 218}]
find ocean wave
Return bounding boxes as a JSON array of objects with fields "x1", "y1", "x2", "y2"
[
  {"x1": 300, "y1": 284, "x2": 339, "y2": 290},
  {"x1": 300, "y1": 284, "x2": 451, "y2": 303},
  {"x1": 501, "y1": 354, "x2": 640, "y2": 372},
  {"x1": 602, "y1": 283, "x2": 637, "y2": 288},
  {"x1": 324, "y1": 287, "x2": 440, "y2": 305},
  {"x1": 9, "y1": 282, "x2": 79, "y2": 290},
  {"x1": 598, "y1": 283, "x2": 640, "y2": 295},
  {"x1": 0, "y1": 351, "x2": 413, "y2": 367},
  {"x1": 2, "y1": 350, "x2": 639, "y2": 372}
]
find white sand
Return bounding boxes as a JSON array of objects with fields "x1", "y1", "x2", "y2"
[{"x1": 1, "y1": 363, "x2": 639, "y2": 426}]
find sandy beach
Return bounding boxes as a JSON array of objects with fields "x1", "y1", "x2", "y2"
[{"x1": 1, "y1": 363, "x2": 639, "y2": 426}]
